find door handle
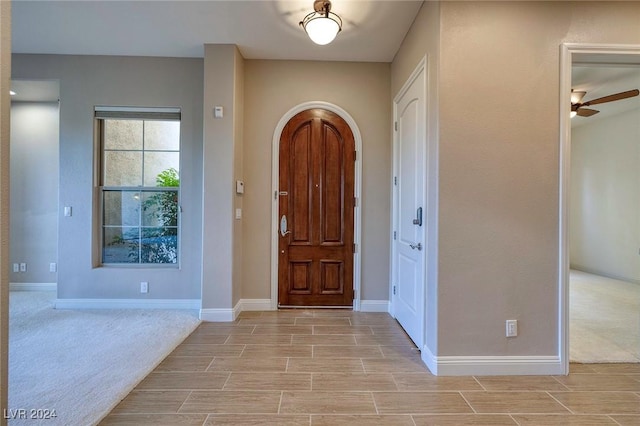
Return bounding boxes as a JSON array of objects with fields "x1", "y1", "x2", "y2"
[
  {"x1": 280, "y1": 215, "x2": 291, "y2": 237},
  {"x1": 412, "y1": 207, "x2": 423, "y2": 226},
  {"x1": 409, "y1": 242, "x2": 422, "y2": 251}
]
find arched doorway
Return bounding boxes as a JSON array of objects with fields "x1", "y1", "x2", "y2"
[{"x1": 270, "y1": 102, "x2": 363, "y2": 309}]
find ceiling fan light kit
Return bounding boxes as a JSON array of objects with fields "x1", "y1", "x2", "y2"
[
  {"x1": 570, "y1": 88, "x2": 639, "y2": 118},
  {"x1": 300, "y1": 0, "x2": 342, "y2": 45}
]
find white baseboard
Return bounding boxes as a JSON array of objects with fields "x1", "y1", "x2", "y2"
[
  {"x1": 10, "y1": 282, "x2": 57, "y2": 291},
  {"x1": 360, "y1": 300, "x2": 390, "y2": 312},
  {"x1": 199, "y1": 299, "x2": 390, "y2": 321},
  {"x1": 200, "y1": 308, "x2": 236, "y2": 322},
  {"x1": 239, "y1": 299, "x2": 272, "y2": 311},
  {"x1": 200, "y1": 299, "x2": 272, "y2": 322},
  {"x1": 421, "y1": 345, "x2": 563, "y2": 376},
  {"x1": 55, "y1": 298, "x2": 200, "y2": 310}
]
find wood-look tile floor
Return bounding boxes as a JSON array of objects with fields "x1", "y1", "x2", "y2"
[{"x1": 100, "y1": 310, "x2": 640, "y2": 425}]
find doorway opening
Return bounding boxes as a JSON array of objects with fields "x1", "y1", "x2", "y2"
[
  {"x1": 559, "y1": 43, "x2": 640, "y2": 373},
  {"x1": 9, "y1": 79, "x2": 60, "y2": 291}
]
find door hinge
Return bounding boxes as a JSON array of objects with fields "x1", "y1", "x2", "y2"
[
  {"x1": 353, "y1": 289, "x2": 357, "y2": 300},
  {"x1": 394, "y1": 176, "x2": 398, "y2": 186},
  {"x1": 393, "y1": 285, "x2": 396, "y2": 295},
  {"x1": 354, "y1": 197, "x2": 358, "y2": 207},
  {"x1": 394, "y1": 121, "x2": 398, "y2": 131},
  {"x1": 393, "y1": 231, "x2": 397, "y2": 240},
  {"x1": 353, "y1": 243, "x2": 357, "y2": 253},
  {"x1": 354, "y1": 150, "x2": 357, "y2": 161}
]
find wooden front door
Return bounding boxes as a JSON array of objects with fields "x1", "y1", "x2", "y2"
[{"x1": 278, "y1": 108, "x2": 355, "y2": 307}]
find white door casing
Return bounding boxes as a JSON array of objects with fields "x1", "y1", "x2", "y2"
[
  {"x1": 559, "y1": 43, "x2": 640, "y2": 375},
  {"x1": 392, "y1": 58, "x2": 427, "y2": 348}
]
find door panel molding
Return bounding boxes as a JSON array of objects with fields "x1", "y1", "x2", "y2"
[{"x1": 271, "y1": 102, "x2": 362, "y2": 310}]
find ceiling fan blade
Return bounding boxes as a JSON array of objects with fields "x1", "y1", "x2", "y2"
[
  {"x1": 576, "y1": 108, "x2": 599, "y2": 117},
  {"x1": 583, "y1": 89, "x2": 639, "y2": 106}
]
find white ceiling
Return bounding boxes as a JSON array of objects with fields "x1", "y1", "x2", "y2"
[
  {"x1": 11, "y1": 0, "x2": 423, "y2": 62},
  {"x1": 11, "y1": 0, "x2": 640, "y2": 119}
]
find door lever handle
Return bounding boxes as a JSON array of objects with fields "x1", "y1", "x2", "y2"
[
  {"x1": 280, "y1": 215, "x2": 291, "y2": 237},
  {"x1": 412, "y1": 207, "x2": 423, "y2": 226},
  {"x1": 409, "y1": 242, "x2": 422, "y2": 251}
]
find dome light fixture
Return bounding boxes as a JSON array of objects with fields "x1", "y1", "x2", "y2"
[{"x1": 299, "y1": 0, "x2": 342, "y2": 46}]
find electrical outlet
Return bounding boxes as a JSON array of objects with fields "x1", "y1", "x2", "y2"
[
  {"x1": 506, "y1": 319, "x2": 518, "y2": 337},
  {"x1": 140, "y1": 281, "x2": 149, "y2": 293},
  {"x1": 50, "y1": 263, "x2": 57, "y2": 272},
  {"x1": 12, "y1": 263, "x2": 19, "y2": 273},
  {"x1": 19, "y1": 263, "x2": 27, "y2": 272}
]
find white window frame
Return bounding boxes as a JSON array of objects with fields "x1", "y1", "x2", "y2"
[{"x1": 94, "y1": 106, "x2": 181, "y2": 267}]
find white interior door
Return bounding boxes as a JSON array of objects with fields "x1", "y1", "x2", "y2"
[{"x1": 392, "y1": 63, "x2": 426, "y2": 349}]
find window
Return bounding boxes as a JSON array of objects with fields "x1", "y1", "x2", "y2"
[{"x1": 96, "y1": 107, "x2": 180, "y2": 265}]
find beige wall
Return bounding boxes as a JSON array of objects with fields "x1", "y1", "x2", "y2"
[
  {"x1": 233, "y1": 48, "x2": 245, "y2": 306},
  {"x1": 12, "y1": 54, "x2": 204, "y2": 302},
  {"x1": 242, "y1": 60, "x2": 391, "y2": 301},
  {"x1": 0, "y1": 0, "x2": 10, "y2": 421},
  {"x1": 202, "y1": 45, "x2": 241, "y2": 310},
  {"x1": 393, "y1": 1, "x2": 640, "y2": 358}
]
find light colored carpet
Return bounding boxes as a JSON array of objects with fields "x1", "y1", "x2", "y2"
[
  {"x1": 570, "y1": 270, "x2": 640, "y2": 363},
  {"x1": 8, "y1": 291, "x2": 200, "y2": 426}
]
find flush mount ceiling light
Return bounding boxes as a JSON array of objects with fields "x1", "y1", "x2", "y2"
[{"x1": 299, "y1": 0, "x2": 342, "y2": 45}]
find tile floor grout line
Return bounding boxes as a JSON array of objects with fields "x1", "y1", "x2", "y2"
[
  {"x1": 457, "y1": 390, "x2": 478, "y2": 414},
  {"x1": 219, "y1": 370, "x2": 232, "y2": 390},
  {"x1": 550, "y1": 374, "x2": 572, "y2": 391},
  {"x1": 175, "y1": 389, "x2": 194, "y2": 415},
  {"x1": 277, "y1": 390, "x2": 284, "y2": 415},
  {"x1": 472, "y1": 376, "x2": 488, "y2": 391},
  {"x1": 545, "y1": 390, "x2": 575, "y2": 415},
  {"x1": 390, "y1": 372, "x2": 401, "y2": 391},
  {"x1": 198, "y1": 414, "x2": 208, "y2": 426},
  {"x1": 369, "y1": 390, "x2": 380, "y2": 415},
  {"x1": 409, "y1": 414, "x2": 418, "y2": 426},
  {"x1": 509, "y1": 414, "x2": 522, "y2": 426},
  {"x1": 608, "y1": 414, "x2": 625, "y2": 426},
  {"x1": 235, "y1": 343, "x2": 247, "y2": 358}
]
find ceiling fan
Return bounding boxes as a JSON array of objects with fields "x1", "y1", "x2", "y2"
[{"x1": 571, "y1": 88, "x2": 640, "y2": 117}]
